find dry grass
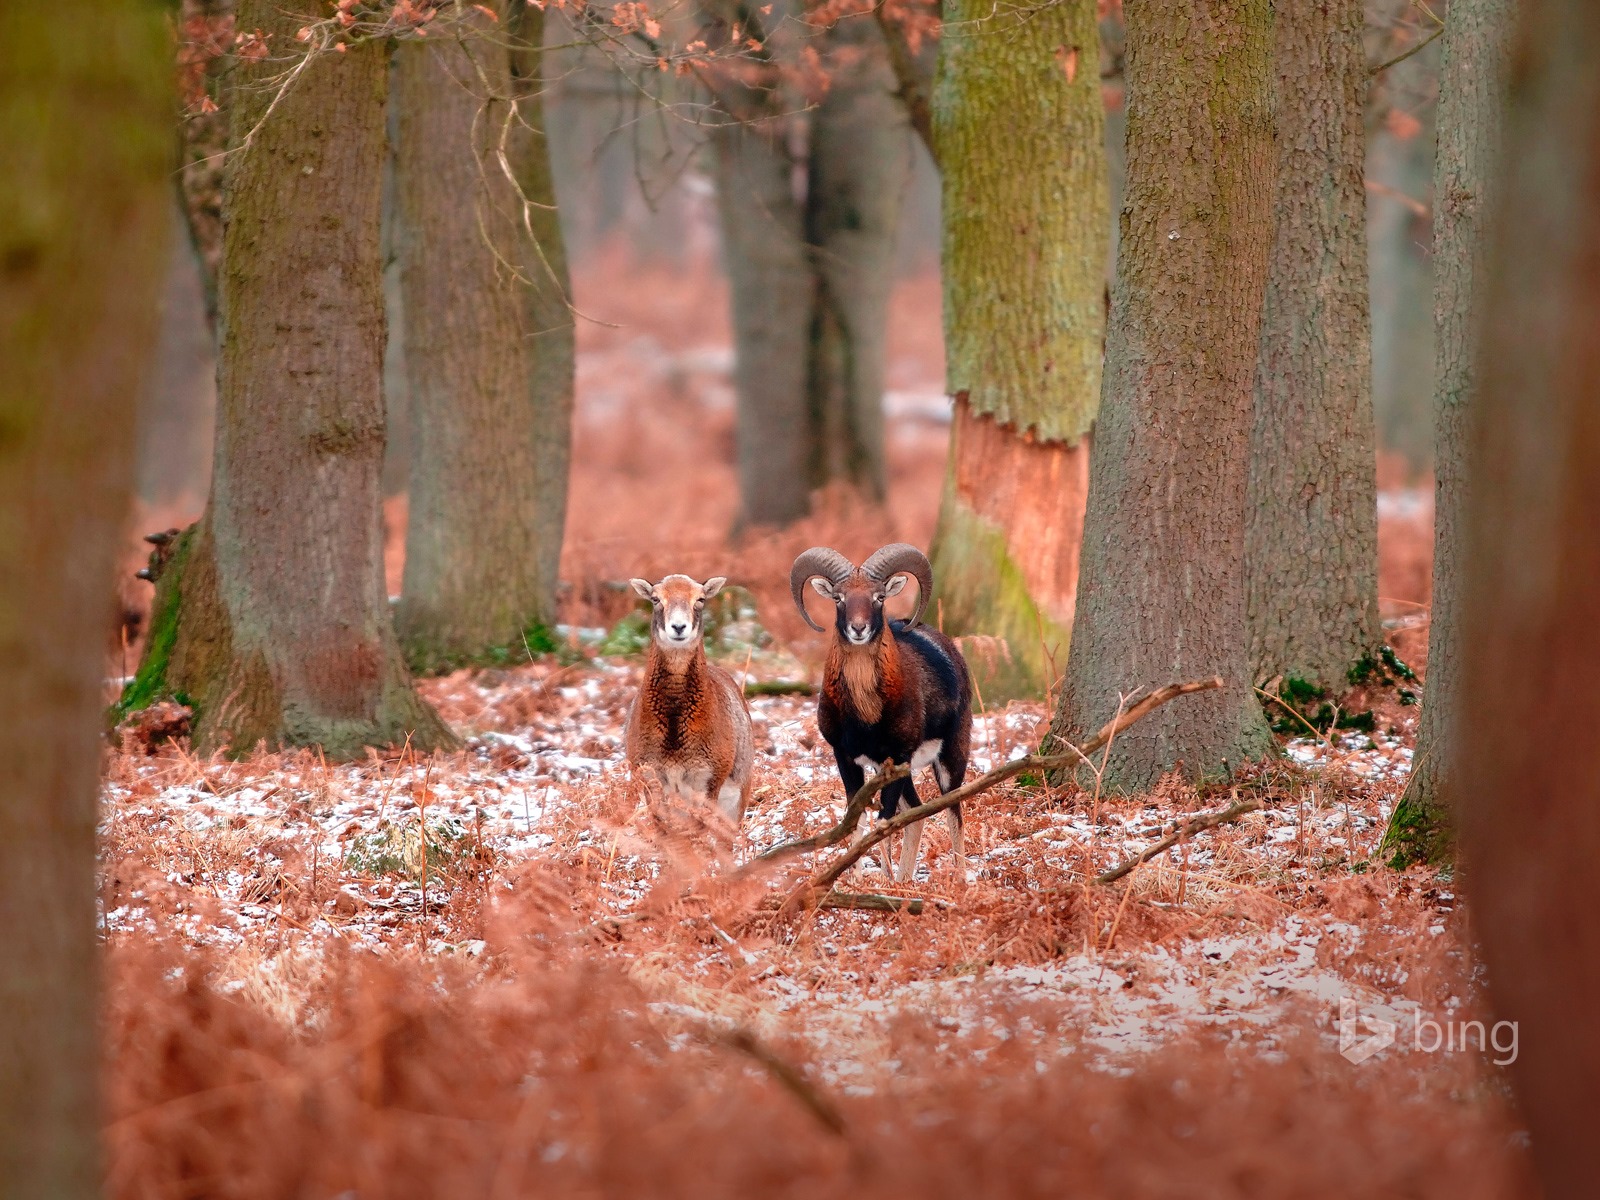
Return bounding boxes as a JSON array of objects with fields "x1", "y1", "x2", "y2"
[{"x1": 98, "y1": 249, "x2": 1512, "y2": 1197}]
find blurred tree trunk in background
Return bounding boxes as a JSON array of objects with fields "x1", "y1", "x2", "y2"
[
  {"x1": 806, "y1": 20, "x2": 910, "y2": 506},
  {"x1": 176, "y1": 0, "x2": 234, "y2": 337},
  {"x1": 713, "y1": 16, "x2": 910, "y2": 529},
  {"x1": 1366, "y1": 2, "x2": 1439, "y2": 473},
  {"x1": 1457, "y1": 2, "x2": 1600, "y2": 1189},
  {"x1": 713, "y1": 114, "x2": 814, "y2": 526},
  {"x1": 1387, "y1": 0, "x2": 1514, "y2": 867},
  {"x1": 121, "y1": 0, "x2": 455, "y2": 759},
  {"x1": 393, "y1": 2, "x2": 574, "y2": 671},
  {"x1": 1246, "y1": 0, "x2": 1379, "y2": 692},
  {"x1": 0, "y1": 0, "x2": 169, "y2": 1191},
  {"x1": 927, "y1": 0, "x2": 1107, "y2": 700},
  {"x1": 1048, "y1": 0, "x2": 1275, "y2": 791},
  {"x1": 508, "y1": 0, "x2": 578, "y2": 617}
]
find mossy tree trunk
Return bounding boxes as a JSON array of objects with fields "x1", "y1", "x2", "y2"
[
  {"x1": 124, "y1": 0, "x2": 456, "y2": 759},
  {"x1": 1387, "y1": 0, "x2": 1514, "y2": 866},
  {"x1": 0, "y1": 0, "x2": 169, "y2": 1191},
  {"x1": 1245, "y1": 0, "x2": 1379, "y2": 692},
  {"x1": 712, "y1": 19, "x2": 910, "y2": 529},
  {"x1": 1047, "y1": 0, "x2": 1276, "y2": 791},
  {"x1": 392, "y1": 3, "x2": 574, "y2": 672},
  {"x1": 1455, "y1": 3, "x2": 1600, "y2": 1189},
  {"x1": 927, "y1": 0, "x2": 1107, "y2": 700}
]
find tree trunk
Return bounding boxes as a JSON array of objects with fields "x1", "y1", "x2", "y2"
[
  {"x1": 1387, "y1": 0, "x2": 1514, "y2": 866},
  {"x1": 927, "y1": 0, "x2": 1106, "y2": 700},
  {"x1": 715, "y1": 23, "x2": 908, "y2": 530},
  {"x1": 123, "y1": 3, "x2": 455, "y2": 759},
  {"x1": 392, "y1": 4, "x2": 573, "y2": 672},
  {"x1": 1366, "y1": 6, "x2": 1438, "y2": 473},
  {"x1": 1245, "y1": 0, "x2": 1379, "y2": 691},
  {"x1": 507, "y1": 0, "x2": 576, "y2": 616},
  {"x1": 1456, "y1": 4, "x2": 1600, "y2": 1191},
  {"x1": 1047, "y1": 0, "x2": 1276, "y2": 792},
  {"x1": 176, "y1": 0, "x2": 234, "y2": 336},
  {"x1": 805, "y1": 23, "x2": 911, "y2": 505},
  {"x1": 0, "y1": 1, "x2": 169, "y2": 1192},
  {"x1": 714, "y1": 115, "x2": 814, "y2": 528}
]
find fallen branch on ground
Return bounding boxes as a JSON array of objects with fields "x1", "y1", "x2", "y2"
[
  {"x1": 780, "y1": 678, "x2": 1223, "y2": 904},
  {"x1": 710, "y1": 1027, "x2": 848, "y2": 1137},
  {"x1": 1091, "y1": 797, "x2": 1263, "y2": 885},
  {"x1": 760, "y1": 891, "x2": 945, "y2": 915}
]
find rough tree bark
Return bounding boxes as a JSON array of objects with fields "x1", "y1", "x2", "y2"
[
  {"x1": 1387, "y1": 0, "x2": 1514, "y2": 866},
  {"x1": 1246, "y1": 0, "x2": 1379, "y2": 691},
  {"x1": 392, "y1": 2, "x2": 575, "y2": 671},
  {"x1": 122, "y1": 0, "x2": 456, "y2": 758},
  {"x1": 713, "y1": 17, "x2": 911, "y2": 529},
  {"x1": 0, "y1": 1, "x2": 169, "y2": 1192},
  {"x1": 1047, "y1": 0, "x2": 1276, "y2": 791},
  {"x1": 1456, "y1": 3, "x2": 1600, "y2": 1191},
  {"x1": 927, "y1": 0, "x2": 1107, "y2": 700}
]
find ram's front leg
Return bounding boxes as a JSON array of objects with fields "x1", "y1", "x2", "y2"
[{"x1": 834, "y1": 749, "x2": 896, "y2": 880}]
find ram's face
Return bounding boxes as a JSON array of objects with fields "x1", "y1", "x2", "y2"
[
  {"x1": 810, "y1": 572, "x2": 908, "y2": 648},
  {"x1": 630, "y1": 574, "x2": 726, "y2": 651}
]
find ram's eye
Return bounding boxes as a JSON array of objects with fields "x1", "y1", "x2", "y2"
[{"x1": 694, "y1": 599, "x2": 704, "y2": 609}]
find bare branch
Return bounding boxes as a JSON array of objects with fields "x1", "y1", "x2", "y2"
[
  {"x1": 1091, "y1": 797, "x2": 1262, "y2": 885},
  {"x1": 783, "y1": 677, "x2": 1224, "y2": 899}
]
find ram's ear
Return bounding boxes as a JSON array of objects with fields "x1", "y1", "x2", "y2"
[
  {"x1": 883, "y1": 575, "x2": 909, "y2": 597},
  {"x1": 809, "y1": 577, "x2": 837, "y2": 600},
  {"x1": 629, "y1": 578, "x2": 656, "y2": 601},
  {"x1": 702, "y1": 576, "x2": 727, "y2": 599}
]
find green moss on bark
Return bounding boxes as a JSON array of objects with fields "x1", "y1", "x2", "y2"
[
  {"x1": 930, "y1": 490, "x2": 1069, "y2": 701},
  {"x1": 112, "y1": 527, "x2": 195, "y2": 721}
]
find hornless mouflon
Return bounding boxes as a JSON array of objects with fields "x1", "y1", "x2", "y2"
[{"x1": 625, "y1": 573, "x2": 754, "y2": 824}]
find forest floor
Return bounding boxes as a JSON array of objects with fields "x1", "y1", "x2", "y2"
[{"x1": 100, "y1": 252, "x2": 1529, "y2": 1198}]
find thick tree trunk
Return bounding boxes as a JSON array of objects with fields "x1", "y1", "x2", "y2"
[
  {"x1": 1456, "y1": 4, "x2": 1600, "y2": 1191},
  {"x1": 1047, "y1": 0, "x2": 1275, "y2": 791},
  {"x1": 805, "y1": 24, "x2": 910, "y2": 505},
  {"x1": 1245, "y1": 0, "x2": 1379, "y2": 691},
  {"x1": 0, "y1": 1, "x2": 169, "y2": 1192},
  {"x1": 1387, "y1": 0, "x2": 1514, "y2": 866},
  {"x1": 927, "y1": 0, "x2": 1106, "y2": 700},
  {"x1": 714, "y1": 116, "x2": 814, "y2": 528},
  {"x1": 124, "y1": 3, "x2": 455, "y2": 759},
  {"x1": 392, "y1": 5, "x2": 573, "y2": 671}
]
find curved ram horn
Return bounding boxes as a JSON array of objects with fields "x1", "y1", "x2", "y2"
[
  {"x1": 861, "y1": 543, "x2": 934, "y2": 628},
  {"x1": 789, "y1": 547, "x2": 856, "y2": 633}
]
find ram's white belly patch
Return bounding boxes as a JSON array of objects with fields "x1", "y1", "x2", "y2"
[{"x1": 911, "y1": 739, "x2": 943, "y2": 769}]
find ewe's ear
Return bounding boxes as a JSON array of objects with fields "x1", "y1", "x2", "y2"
[
  {"x1": 883, "y1": 575, "x2": 909, "y2": 597},
  {"x1": 809, "y1": 577, "x2": 836, "y2": 600},
  {"x1": 702, "y1": 576, "x2": 727, "y2": 598},
  {"x1": 629, "y1": 578, "x2": 656, "y2": 601}
]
